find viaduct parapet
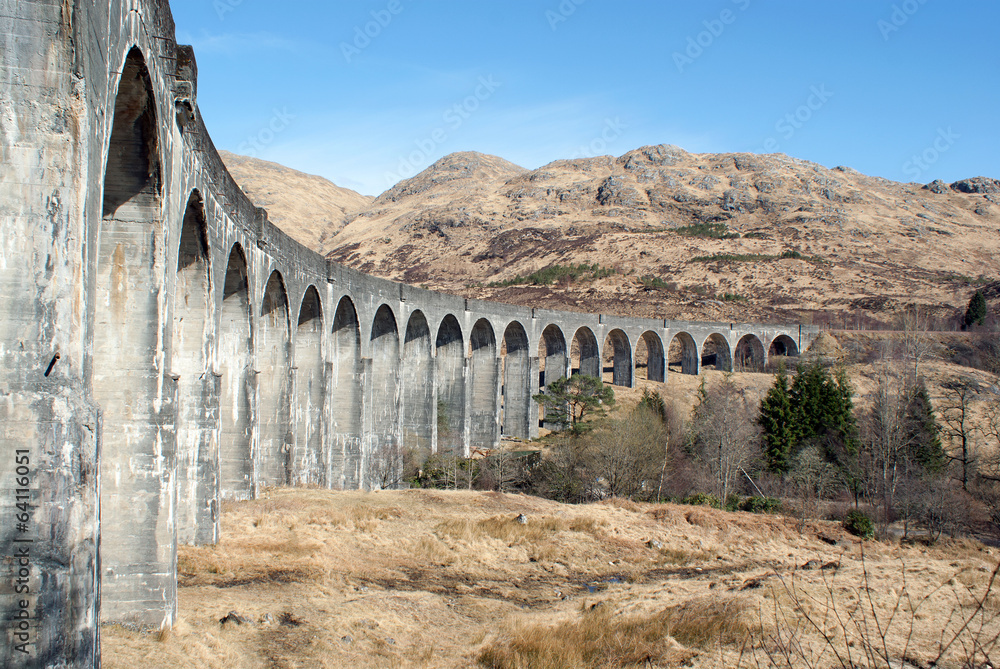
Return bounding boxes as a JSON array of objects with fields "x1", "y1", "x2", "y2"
[{"x1": 0, "y1": 1, "x2": 818, "y2": 665}]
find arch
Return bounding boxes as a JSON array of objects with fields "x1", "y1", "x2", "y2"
[
  {"x1": 258, "y1": 271, "x2": 292, "y2": 487},
  {"x1": 701, "y1": 333, "x2": 733, "y2": 372},
  {"x1": 331, "y1": 296, "x2": 362, "y2": 488},
  {"x1": 402, "y1": 310, "x2": 434, "y2": 462},
  {"x1": 294, "y1": 286, "x2": 324, "y2": 486},
  {"x1": 94, "y1": 46, "x2": 172, "y2": 623},
  {"x1": 539, "y1": 325, "x2": 568, "y2": 428},
  {"x1": 635, "y1": 331, "x2": 665, "y2": 382},
  {"x1": 172, "y1": 192, "x2": 217, "y2": 546},
  {"x1": 219, "y1": 245, "x2": 253, "y2": 499},
  {"x1": 368, "y1": 304, "x2": 400, "y2": 489},
  {"x1": 469, "y1": 318, "x2": 499, "y2": 451},
  {"x1": 502, "y1": 321, "x2": 531, "y2": 438},
  {"x1": 735, "y1": 334, "x2": 766, "y2": 373},
  {"x1": 668, "y1": 332, "x2": 699, "y2": 376},
  {"x1": 571, "y1": 326, "x2": 601, "y2": 378},
  {"x1": 436, "y1": 315, "x2": 466, "y2": 455},
  {"x1": 603, "y1": 329, "x2": 633, "y2": 387},
  {"x1": 768, "y1": 334, "x2": 800, "y2": 361}
]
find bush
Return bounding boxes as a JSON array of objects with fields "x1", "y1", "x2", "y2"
[
  {"x1": 683, "y1": 493, "x2": 721, "y2": 509},
  {"x1": 843, "y1": 510, "x2": 875, "y2": 539},
  {"x1": 739, "y1": 496, "x2": 782, "y2": 514}
]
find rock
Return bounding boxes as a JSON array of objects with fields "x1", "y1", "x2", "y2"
[
  {"x1": 259, "y1": 613, "x2": 274, "y2": 625},
  {"x1": 801, "y1": 559, "x2": 821, "y2": 570},
  {"x1": 923, "y1": 179, "x2": 950, "y2": 194},
  {"x1": 647, "y1": 539, "x2": 664, "y2": 550},
  {"x1": 951, "y1": 177, "x2": 1000, "y2": 194},
  {"x1": 341, "y1": 635, "x2": 353, "y2": 645},
  {"x1": 219, "y1": 611, "x2": 249, "y2": 626},
  {"x1": 515, "y1": 513, "x2": 527, "y2": 525},
  {"x1": 596, "y1": 176, "x2": 641, "y2": 207}
]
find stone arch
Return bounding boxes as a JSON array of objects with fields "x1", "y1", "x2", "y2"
[
  {"x1": 294, "y1": 286, "x2": 324, "y2": 486},
  {"x1": 436, "y1": 315, "x2": 466, "y2": 455},
  {"x1": 259, "y1": 271, "x2": 292, "y2": 487},
  {"x1": 539, "y1": 325, "x2": 568, "y2": 428},
  {"x1": 502, "y1": 321, "x2": 531, "y2": 438},
  {"x1": 95, "y1": 45, "x2": 172, "y2": 623},
  {"x1": 702, "y1": 333, "x2": 733, "y2": 372},
  {"x1": 369, "y1": 304, "x2": 400, "y2": 488},
  {"x1": 635, "y1": 331, "x2": 665, "y2": 382},
  {"x1": 603, "y1": 329, "x2": 633, "y2": 387},
  {"x1": 172, "y1": 191, "x2": 217, "y2": 546},
  {"x1": 735, "y1": 334, "x2": 766, "y2": 373},
  {"x1": 219, "y1": 244, "x2": 253, "y2": 499},
  {"x1": 668, "y1": 332, "x2": 699, "y2": 376},
  {"x1": 402, "y1": 310, "x2": 434, "y2": 461},
  {"x1": 571, "y1": 326, "x2": 601, "y2": 378},
  {"x1": 769, "y1": 334, "x2": 799, "y2": 360},
  {"x1": 331, "y1": 296, "x2": 362, "y2": 488},
  {"x1": 469, "y1": 318, "x2": 499, "y2": 451}
]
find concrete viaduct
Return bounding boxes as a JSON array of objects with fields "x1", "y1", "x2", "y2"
[{"x1": 0, "y1": 0, "x2": 818, "y2": 665}]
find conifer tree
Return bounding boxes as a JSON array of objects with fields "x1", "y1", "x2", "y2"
[
  {"x1": 904, "y1": 382, "x2": 945, "y2": 473},
  {"x1": 964, "y1": 290, "x2": 987, "y2": 329},
  {"x1": 759, "y1": 366, "x2": 796, "y2": 473}
]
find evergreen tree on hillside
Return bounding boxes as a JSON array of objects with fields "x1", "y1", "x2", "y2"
[
  {"x1": 759, "y1": 361, "x2": 859, "y2": 474},
  {"x1": 964, "y1": 290, "x2": 987, "y2": 329},
  {"x1": 759, "y1": 366, "x2": 796, "y2": 473},
  {"x1": 789, "y1": 362, "x2": 859, "y2": 458},
  {"x1": 903, "y1": 382, "x2": 945, "y2": 473}
]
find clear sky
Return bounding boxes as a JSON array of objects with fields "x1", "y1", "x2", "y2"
[{"x1": 170, "y1": 0, "x2": 1000, "y2": 196}]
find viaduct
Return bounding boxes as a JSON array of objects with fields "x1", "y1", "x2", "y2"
[{"x1": 0, "y1": 0, "x2": 818, "y2": 665}]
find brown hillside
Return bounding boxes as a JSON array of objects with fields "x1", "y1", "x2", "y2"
[
  {"x1": 221, "y1": 145, "x2": 999, "y2": 324},
  {"x1": 219, "y1": 150, "x2": 373, "y2": 250}
]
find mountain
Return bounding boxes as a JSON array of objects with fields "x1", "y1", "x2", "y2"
[
  {"x1": 226, "y1": 146, "x2": 1000, "y2": 325},
  {"x1": 219, "y1": 150, "x2": 373, "y2": 251}
]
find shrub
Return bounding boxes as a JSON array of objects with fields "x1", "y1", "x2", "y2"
[
  {"x1": 843, "y1": 509, "x2": 875, "y2": 539},
  {"x1": 683, "y1": 492, "x2": 721, "y2": 509},
  {"x1": 739, "y1": 496, "x2": 782, "y2": 514}
]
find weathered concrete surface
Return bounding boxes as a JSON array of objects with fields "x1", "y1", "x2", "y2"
[{"x1": 0, "y1": 0, "x2": 819, "y2": 664}]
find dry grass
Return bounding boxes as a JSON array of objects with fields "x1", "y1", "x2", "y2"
[
  {"x1": 102, "y1": 488, "x2": 1000, "y2": 669},
  {"x1": 479, "y1": 597, "x2": 753, "y2": 668}
]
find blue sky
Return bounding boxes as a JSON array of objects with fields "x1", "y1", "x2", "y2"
[{"x1": 171, "y1": 0, "x2": 1000, "y2": 196}]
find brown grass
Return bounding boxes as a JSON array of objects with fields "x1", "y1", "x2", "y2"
[
  {"x1": 478, "y1": 597, "x2": 753, "y2": 668},
  {"x1": 102, "y1": 488, "x2": 1000, "y2": 669}
]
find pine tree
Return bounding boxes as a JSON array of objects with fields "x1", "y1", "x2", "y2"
[
  {"x1": 904, "y1": 382, "x2": 945, "y2": 473},
  {"x1": 964, "y1": 290, "x2": 987, "y2": 329},
  {"x1": 789, "y1": 362, "x2": 859, "y2": 459},
  {"x1": 759, "y1": 366, "x2": 796, "y2": 473}
]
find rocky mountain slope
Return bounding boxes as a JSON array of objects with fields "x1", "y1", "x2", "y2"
[
  {"x1": 225, "y1": 146, "x2": 1000, "y2": 325},
  {"x1": 219, "y1": 150, "x2": 373, "y2": 250}
]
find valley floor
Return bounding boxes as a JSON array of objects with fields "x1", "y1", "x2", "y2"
[{"x1": 103, "y1": 488, "x2": 1000, "y2": 668}]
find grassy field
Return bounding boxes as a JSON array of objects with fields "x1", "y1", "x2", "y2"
[{"x1": 102, "y1": 487, "x2": 1000, "y2": 668}]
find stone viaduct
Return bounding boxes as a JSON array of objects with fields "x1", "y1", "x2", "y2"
[{"x1": 0, "y1": 0, "x2": 818, "y2": 665}]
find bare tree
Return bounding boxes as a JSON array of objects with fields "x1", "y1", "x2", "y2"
[
  {"x1": 587, "y1": 405, "x2": 666, "y2": 499},
  {"x1": 940, "y1": 378, "x2": 980, "y2": 492},
  {"x1": 689, "y1": 376, "x2": 762, "y2": 501}
]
